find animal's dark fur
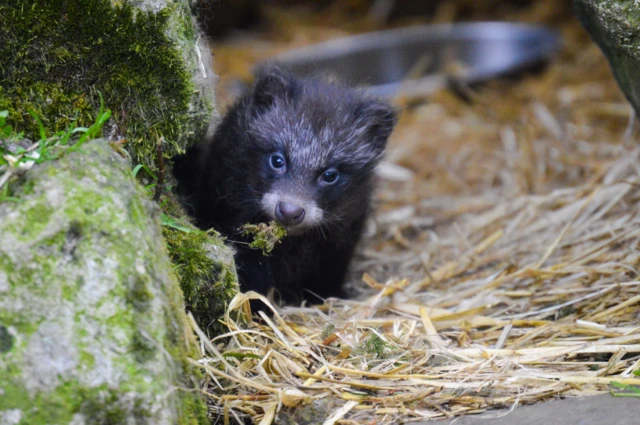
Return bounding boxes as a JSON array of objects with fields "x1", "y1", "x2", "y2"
[{"x1": 173, "y1": 67, "x2": 397, "y2": 304}]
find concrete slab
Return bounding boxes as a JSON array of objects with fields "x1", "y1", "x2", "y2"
[{"x1": 433, "y1": 394, "x2": 640, "y2": 425}]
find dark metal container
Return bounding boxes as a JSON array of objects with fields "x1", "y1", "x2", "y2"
[{"x1": 265, "y1": 22, "x2": 561, "y2": 97}]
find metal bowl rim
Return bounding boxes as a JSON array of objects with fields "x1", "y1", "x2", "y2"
[
  {"x1": 269, "y1": 21, "x2": 561, "y2": 65},
  {"x1": 262, "y1": 21, "x2": 561, "y2": 97}
]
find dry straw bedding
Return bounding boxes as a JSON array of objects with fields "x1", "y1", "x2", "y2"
[
  {"x1": 195, "y1": 7, "x2": 640, "y2": 424},
  {"x1": 192, "y1": 143, "x2": 640, "y2": 424}
]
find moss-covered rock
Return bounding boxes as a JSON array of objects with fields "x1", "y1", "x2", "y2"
[
  {"x1": 161, "y1": 202, "x2": 238, "y2": 336},
  {"x1": 0, "y1": 140, "x2": 208, "y2": 424},
  {"x1": 0, "y1": 0, "x2": 217, "y2": 171},
  {"x1": 575, "y1": 0, "x2": 640, "y2": 115}
]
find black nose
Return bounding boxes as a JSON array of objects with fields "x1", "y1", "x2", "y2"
[{"x1": 275, "y1": 201, "x2": 305, "y2": 225}]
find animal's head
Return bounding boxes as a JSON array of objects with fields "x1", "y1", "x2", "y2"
[{"x1": 220, "y1": 67, "x2": 397, "y2": 236}]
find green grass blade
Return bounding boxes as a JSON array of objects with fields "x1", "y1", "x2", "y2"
[{"x1": 28, "y1": 110, "x2": 47, "y2": 141}]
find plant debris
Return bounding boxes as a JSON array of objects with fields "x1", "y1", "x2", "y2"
[{"x1": 241, "y1": 221, "x2": 287, "y2": 255}]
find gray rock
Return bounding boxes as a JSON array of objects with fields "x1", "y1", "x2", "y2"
[
  {"x1": 439, "y1": 394, "x2": 640, "y2": 425},
  {"x1": 575, "y1": 0, "x2": 640, "y2": 116},
  {"x1": 0, "y1": 140, "x2": 208, "y2": 424}
]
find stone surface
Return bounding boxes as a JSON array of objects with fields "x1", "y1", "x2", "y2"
[
  {"x1": 575, "y1": 0, "x2": 640, "y2": 116},
  {"x1": 0, "y1": 0, "x2": 217, "y2": 170},
  {"x1": 438, "y1": 394, "x2": 640, "y2": 425},
  {"x1": 0, "y1": 140, "x2": 208, "y2": 424}
]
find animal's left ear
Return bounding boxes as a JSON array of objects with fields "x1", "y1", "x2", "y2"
[
  {"x1": 250, "y1": 66, "x2": 297, "y2": 114},
  {"x1": 355, "y1": 99, "x2": 398, "y2": 152}
]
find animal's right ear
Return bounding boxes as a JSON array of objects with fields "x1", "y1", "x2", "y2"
[
  {"x1": 250, "y1": 66, "x2": 295, "y2": 113},
  {"x1": 354, "y1": 99, "x2": 398, "y2": 154}
]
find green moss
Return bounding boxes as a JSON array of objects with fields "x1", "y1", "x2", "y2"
[
  {"x1": 363, "y1": 333, "x2": 387, "y2": 357},
  {"x1": 618, "y1": 0, "x2": 640, "y2": 27},
  {"x1": 131, "y1": 329, "x2": 157, "y2": 363},
  {"x1": 241, "y1": 221, "x2": 287, "y2": 255},
  {"x1": 0, "y1": 311, "x2": 39, "y2": 340},
  {"x1": 82, "y1": 396, "x2": 129, "y2": 425},
  {"x1": 0, "y1": 0, "x2": 212, "y2": 171},
  {"x1": 163, "y1": 324, "x2": 209, "y2": 424},
  {"x1": 39, "y1": 228, "x2": 69, "y2": 249},
  {"x1": 0, "y1": 325, "x2": 13, "y2": 353},
  {"x1": 79, "y1": 350, "x2": 96, "y2": 369},
  {"x1": 21, "y1": 178, "x2": 36, "y2": 195},
  {"x1": 355, "y1": 333, "x2": 395, "y2": 360},
  {"x1": 321, "y1": 323, "x2": 336, "y2": 340},
  {"x1": 157, "y1": 248, "x2": 210, "y2": 425},
  {"x1": 19, "y1": 203, "x2": 53, "y2": 241},
  {"x1": 163, "y1": 221, "x2": 238, "y2": 335},
  {"x1": 159, "y1": 194, "x2": 238, "y2": 337},
  {"x1": 63, "y1": 190, "x2": 104, "y2": 220},
  {"x1": 176, "y1": 386, "x2": 209, "y2": 425},
  {"x1": 128, "y1": 196, "x2": 148, "y2": 228},
  {"x1": 0, "y1": 253, "x2": 15, "y2": 278},
  {"x1": 127, "y1": 275, "x2": 153, "y2": 313},
  {"x1": 160, "y1": 191, "x2": 190, "y2": 218},
  {"x1": 61, "y1": 277, "x2": 79, "y2": 301},
  {"x1": 0, "y1": 379, "x2": 76, "y2": 425}
]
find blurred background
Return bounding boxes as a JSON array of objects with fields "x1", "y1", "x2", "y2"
[{"x1": 199, "y1": 0, "x2": 582, "y2": 106}]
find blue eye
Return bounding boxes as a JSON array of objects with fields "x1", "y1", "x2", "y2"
[
  {"x1": 269, "y1": 153, "x2": 286, "y2": 171},
  {"x1": 321, "y1": 169, "x2": 339, "y2": 185}
]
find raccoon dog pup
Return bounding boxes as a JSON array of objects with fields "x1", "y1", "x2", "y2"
[{"x1": 174, "y1": 67, "x2": 397, "y2": 304}]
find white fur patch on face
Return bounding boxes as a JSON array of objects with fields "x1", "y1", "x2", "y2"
[{"x1": 261, "y1": 192, "x2": 324, "y2": 234}]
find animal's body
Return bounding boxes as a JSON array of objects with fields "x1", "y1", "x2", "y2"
[{"x1": 174, "y1": 67, "x2": 397, "y2": 304}]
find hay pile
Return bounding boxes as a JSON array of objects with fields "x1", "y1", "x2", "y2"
[{"x1": 195, "y1": 2, "x2": 640, "y2": 423}]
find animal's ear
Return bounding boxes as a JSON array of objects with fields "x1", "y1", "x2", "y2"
[
  {"x1": 354, "y1": 99, "x2": 398, "y2": 152},
  {"x1": 251, "y1": 66, "x2": 296, "y2": 113}
]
